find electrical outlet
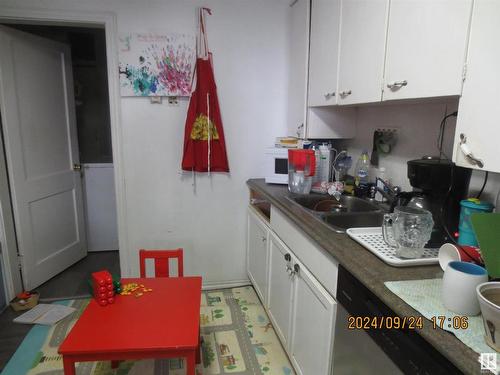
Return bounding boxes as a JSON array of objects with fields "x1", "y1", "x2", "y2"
[{"x1": 168, "y1": 96, "x2": 179, "y2": 106}]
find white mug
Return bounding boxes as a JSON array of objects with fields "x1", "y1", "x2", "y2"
[{"x1": 442, "y1": 261, "x2": 488, "y2": 315}]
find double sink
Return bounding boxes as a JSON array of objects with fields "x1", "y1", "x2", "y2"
[{"x1": 285, "y1": 194, "x2": 389, "y2": 233}]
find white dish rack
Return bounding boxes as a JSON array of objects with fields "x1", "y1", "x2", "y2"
[{"x1": 346, "y1": 227, "x2": 439, "y2": 267}]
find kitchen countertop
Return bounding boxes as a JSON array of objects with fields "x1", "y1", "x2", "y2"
[{"x1": 247, "y1": 178, "x2": 480, "y2": 375}]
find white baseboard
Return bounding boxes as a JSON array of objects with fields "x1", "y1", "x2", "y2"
[{"x1": 202, "y1": 279, "x2": 251, "y2": 291}]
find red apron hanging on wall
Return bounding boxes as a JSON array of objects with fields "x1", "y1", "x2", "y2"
[{"x1": 181, "y1": 8, "x2": 229, "y2": 173}]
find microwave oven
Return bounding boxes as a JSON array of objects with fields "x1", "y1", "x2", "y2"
[{"x1": 265, "y1": 147, "x2": 289, "y2": 184}]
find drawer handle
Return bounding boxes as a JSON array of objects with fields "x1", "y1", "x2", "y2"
[
  {"x1": 459, "y1": 133, "x2": 484, "y2": 168},
  {"x1": 294, "y1": 263, "x2": 300, "y2": 274},
  {"x1": 387, "y1": 80, "x2": 407, "y2": 89},
  {"x1": 324, "y1": 91, "x2": 336, "y2": 99},
  {"x1": 339, "y1": 90, "x2": 352, "y2": 97},
  {"x1": 284, "y1": 253, "x2": 291, "y2": 262}
]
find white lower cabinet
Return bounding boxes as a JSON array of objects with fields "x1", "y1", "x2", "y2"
[
  {"x1": 268, "y1": 232, "x2": 294, "y2": 346},
  {"x1": 290, "y1": 259, "x2": 336, "y2": 375},
  {"x1": 267, "y1": 231, "x2": 337, "y2": 375},
  {"x1": 246, "y1": 207, "x2": 270, "y2": 304}
]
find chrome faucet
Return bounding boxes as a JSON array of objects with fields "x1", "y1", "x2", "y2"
[{"x1": 370, "y1": 178, "x2": 402, "y2": 211}]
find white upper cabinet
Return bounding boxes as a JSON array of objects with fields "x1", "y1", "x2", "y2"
[
  {"x1": 286, "y1": 0, "x2": 310, "y2": 137},
  {"x1": 383, "y1": 0, "x2": 473, "y2": 101},
  {"x1": 337, "y1": 0, "x2": 389, "y2": 105},
  {"x1": 308, "y1": 0, "x2": 341, "y2": 107},
  {"x1": 452, "y1": 0, "x2": 500, "y2": 173}
]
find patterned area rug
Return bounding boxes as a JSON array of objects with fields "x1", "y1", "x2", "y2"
[{"x1": 2, "y1": 286, "x2": 294, "y2": 375}]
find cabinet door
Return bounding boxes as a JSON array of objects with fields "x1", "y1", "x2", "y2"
[
  {"x1": 452, "y1": 0, "x2": 500, "y2": 173},
  {"x1": 290, "y1": 258, "x2": 336, "y2": 375},
  {"x1": 247, "y1": 208, "x2": 269, "y2": 304},
  {"x1": 287, "y1": 0, "x2": 310, "y2": 138},
  {"x1": 383, "y1": 0, "x2": 472, "y2": 101},
  {"x1": 268, "y1": 232, "x2": 294, "y2": 347},
  {"x1": 337, "y1": 0, "x2": 388, "y2": 105},
  {"x1": 308, "y1": 0, "x2": 341, "y2": 107}
]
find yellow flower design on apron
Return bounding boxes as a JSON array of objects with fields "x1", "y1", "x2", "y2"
[{"x1": 190, "y1": 114, "x2": 219, "y2": 141}]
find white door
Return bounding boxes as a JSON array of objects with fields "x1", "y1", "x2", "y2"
[
  {"x1": 0, "y1": 26, "x2": 86, "y2": 289},
  {"x1": 308, "y1": 0, "x2": 341, "y2": 107},
  {"x1": 453, "y1": 0, "x2": 500, "y2": 173},
  {"x1": 337, "y1": 0, "x2": 389, "y2": 105},
  {"x1": 246, "y1": 208, "x2": 269, "y2": 305},
  {"x1": 268, "y1": 232, "x2": 294, "y2": 347},
  {"x1": 383, "y1": 0, "x2": 472, "y2": 101},
  {"x1": 83, "y1": 163, "x2": 118, "y2": 251},
  {"x1": 286, "y1": 0, "x2": 310, "y2": 137},
  {"x1": 290, "y1": 258, "x2": 336, "y2": 375}
]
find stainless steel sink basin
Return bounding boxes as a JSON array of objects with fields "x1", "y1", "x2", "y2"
[
  {"x1": 285, "y1": 193, "x2": 388, "y2": 233},
  {"x1": 321, "y1": 212, "x2": 385, "y2": 233},
  {"x1": 287, "y1": 194, "x2": 381, "y2": 213}
]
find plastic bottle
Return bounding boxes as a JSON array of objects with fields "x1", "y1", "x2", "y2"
[
  {"x1": 354, "y1": 151, "x2": 370, "y2": 187},
  {"x1": 317, "y1": 144, "x2": 332, "y2": 182},
  {"x1": 312, "y1": 143, "x2": 332, "y2": 184}
]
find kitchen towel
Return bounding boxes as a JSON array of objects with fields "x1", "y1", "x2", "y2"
[{"x1": 385, "y1": 278, "x2": 499, "y2": 372}]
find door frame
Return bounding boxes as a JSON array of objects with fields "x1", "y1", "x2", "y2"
[{"x1": 0, "y1": 8, "x2": 129, "y2": 300}]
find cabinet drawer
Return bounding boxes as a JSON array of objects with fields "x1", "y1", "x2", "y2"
[{"x1": 270, "y1": 206, "x2": 338, "y2": 296}]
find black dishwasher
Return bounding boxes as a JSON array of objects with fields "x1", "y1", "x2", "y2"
[{"x1": 334, "y1": 265, "x2": 462, "y2": 375}]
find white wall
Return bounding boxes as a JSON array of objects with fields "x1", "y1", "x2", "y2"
[
  {"x1": 0, "y1": 0, "x2": 290, "y2": 286},
  {"x1": 337, "y1": 100, "x2": 500, "y2": 206}
]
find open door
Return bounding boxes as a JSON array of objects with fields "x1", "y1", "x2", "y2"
[{"x1": 0, "y1": 25, "x2": 86, "y2": 290}]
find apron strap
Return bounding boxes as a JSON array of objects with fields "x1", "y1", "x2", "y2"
[{"x1": 197, "y1": 7, "x2": 211, "y2": 59}]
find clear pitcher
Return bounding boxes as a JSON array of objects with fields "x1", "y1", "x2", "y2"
[
  {"x1": 288, "y1": 149, "x2": 316, "y2": 194},
  {"x1": 382, "y1": 206, "x2": 434, "y2": 259}
]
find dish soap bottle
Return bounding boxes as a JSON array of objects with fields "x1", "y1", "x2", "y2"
[{"x1": 355, "y1": 151, "x2": 370, "y2": 188}]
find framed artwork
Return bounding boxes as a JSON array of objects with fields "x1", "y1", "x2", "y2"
[{"x1": 118, "y1": 32, "x2": 195, "y2": 97}]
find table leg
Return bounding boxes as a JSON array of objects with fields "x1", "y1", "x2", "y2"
[
  {"x1": 186, "y1": 350, "x2": 196, "y2": 375},
  {"x1": 62, "y1": 357, "x2": 76, "y2": 375}
]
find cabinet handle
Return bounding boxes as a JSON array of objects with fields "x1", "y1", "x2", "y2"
[
  {"x1": 324, "y1": 92, "x2": 336, "y2": 99},
  {"x1": 339, "y1": 90, "x2": 351, "y2": 97},
  {"x1": 294, "y1": 263, "x2": 300, "y2": 274},
  {"x1": 459, "y1": 133, "x2": 484, "y2": 168},
  {"x1": 386, "y1": 80, "x2": 408, "y2": 89},
  {"x1": 261, "y1": 236, "x2": 266, "y2": 242},
  {"x1": 284, "y1": 253, "x2": 291, "y2": 262}
]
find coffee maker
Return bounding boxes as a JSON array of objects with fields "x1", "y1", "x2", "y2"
[{"x1": 406, "y1": 157, "x2": 472, "y2": 248}]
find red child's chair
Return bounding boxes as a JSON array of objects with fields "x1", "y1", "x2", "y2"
[{"x1": 139, "y1": 248, "x2": 184, "y2": 278}]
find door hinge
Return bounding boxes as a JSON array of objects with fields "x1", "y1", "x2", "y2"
[{"x1": 462, "y1": 63, "x2": 467, "y2": 81}]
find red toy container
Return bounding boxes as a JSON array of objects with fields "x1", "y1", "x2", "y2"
[{"x1": 91, "y1": 270, "x2": 115, "y2": 306}]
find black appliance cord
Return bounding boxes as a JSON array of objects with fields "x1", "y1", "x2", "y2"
[
  {"x1": 441, "y1": 165, "x2": 457, "y2": 245},
  {"x1": 476, "y1": 171, "x2": 489, "y2": 199},
  {"x1": 437, "y1": 111, "x2": 458, "y2": 160}
]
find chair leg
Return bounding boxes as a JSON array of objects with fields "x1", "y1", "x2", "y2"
[{"x1": 196, "y1": 331, "x2": 202, "y2": 364}]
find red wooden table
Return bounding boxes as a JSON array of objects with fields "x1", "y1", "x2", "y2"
[{"x1": 59, "y1": 277, "x2": 202, "y2": 375}]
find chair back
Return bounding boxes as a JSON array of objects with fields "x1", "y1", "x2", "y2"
[{"x1": 139, "y1": 248, "x2": 184, "y2": 278}]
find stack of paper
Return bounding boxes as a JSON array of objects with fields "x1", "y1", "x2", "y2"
[{"x1": 13, "y1": 304, "x2": 76, "y2": 325}]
